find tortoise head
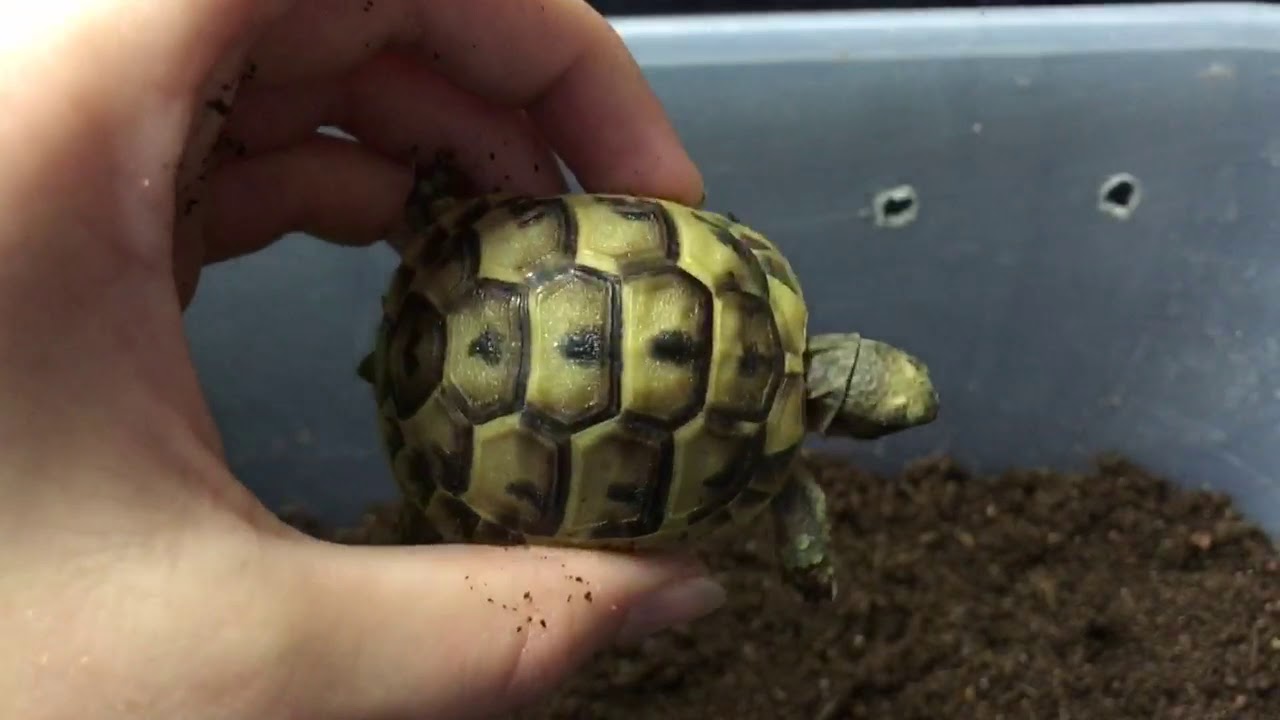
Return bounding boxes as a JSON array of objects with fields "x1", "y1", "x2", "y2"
[{"x1": 804, "y1": 332, "x2": 939, "y2": 439}]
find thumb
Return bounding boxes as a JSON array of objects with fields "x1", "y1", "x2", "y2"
[{"x1": 278, "y1": 539, "x2": 726, "y2": 720}]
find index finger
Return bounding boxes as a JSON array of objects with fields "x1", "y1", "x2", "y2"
[{"x1": 246, "y1": 0, "x2": 704, "y2": 204}]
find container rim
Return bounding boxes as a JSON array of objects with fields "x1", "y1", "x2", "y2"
[{"x1": 610, "y1": 2, "x2": 1280, "y2": 66}]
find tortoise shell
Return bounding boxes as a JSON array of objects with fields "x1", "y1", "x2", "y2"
[{"x1": 365, "y1": 193, "x2": 810, "y2": 550}]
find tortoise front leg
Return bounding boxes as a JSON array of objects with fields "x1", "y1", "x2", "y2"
[{"x1": 770, "y1": 459, "x2": 838, "y2": 603}]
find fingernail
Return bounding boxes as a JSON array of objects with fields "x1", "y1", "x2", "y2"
[{"x1": 617, "y1": 576, "x2": 726, "y2": 645}]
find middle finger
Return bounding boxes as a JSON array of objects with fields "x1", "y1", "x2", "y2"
[
  {"x1": 222, "y1": 49, "x2": 568, "y2": 196},
  {"x1": 244, "y1": 0, "x2": 703, "y2": 203}
]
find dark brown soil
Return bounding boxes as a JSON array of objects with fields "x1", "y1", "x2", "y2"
[{"x1": 285, "y1": 453, "x2": 1280, "y2": 719}]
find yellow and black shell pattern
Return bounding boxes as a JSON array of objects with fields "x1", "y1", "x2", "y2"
[{"x1": 366, "y1": 193, "x2": 809, "y2": 550}]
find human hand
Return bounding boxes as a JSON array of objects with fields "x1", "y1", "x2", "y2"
[{"x1": 0, "y1": 2, "x2": 717, "y2": 719}]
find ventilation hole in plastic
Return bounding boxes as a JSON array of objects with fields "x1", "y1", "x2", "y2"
[
  {"x1": 1105, "y1": 181, "x2": 1134, "y2": 207},
  {"x1": 872, "y1": 184, "x2": 919, "y2": 229},
  {"x1": 1098, "y1": 173, "x2": 1141, "y2": 221},
  {"x1": 884, "y1": 196, "x2": 914, "y2": 216}
]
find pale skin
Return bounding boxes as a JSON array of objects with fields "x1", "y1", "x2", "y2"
[{"x1": 0, "y1": 2, "x2": 730, "y2": 720}]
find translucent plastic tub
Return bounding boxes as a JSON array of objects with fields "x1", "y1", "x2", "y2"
[{"x1": 184, "y1": 3, "x2": 1280, "y2": 535}]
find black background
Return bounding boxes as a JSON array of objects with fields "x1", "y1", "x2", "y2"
[{"x1": 588, "y1": 0, "x2": 1215, "y2": 13}]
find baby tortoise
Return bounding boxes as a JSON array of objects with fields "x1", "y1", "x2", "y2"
[{"x1": 358, "y1": 153, "x2": 939, "y2": 602}]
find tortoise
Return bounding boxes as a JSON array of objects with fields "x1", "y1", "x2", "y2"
[{"x1": 357, "y1": 153, "x2": 939, "y2": 602}]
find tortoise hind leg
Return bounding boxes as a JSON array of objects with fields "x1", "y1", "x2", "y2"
[
  {"x1": 397, "y1": 492, "x2": 525, "y2": 547},
  {"x1": 395, "y1": 501, "x2": 445, "y2": 545},
  {"x1": 471, "y1": 519, "x2": 526, "y2": 546},
  {"x1": 402, "y1": 149, "x2": 482, "y2": 234},
  {"x1": 770, "y1": 459, "x2": 838, "y2": 603}
]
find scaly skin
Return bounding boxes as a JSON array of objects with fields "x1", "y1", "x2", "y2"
[
  {"x1": 771, "y1": 458, "x2": 836, "y2": 602},
  {"x1": 772, "y1": 332, "x2": 939, "y2": 602},
  {"x1": 803, "y1": 332, "x2": 939, "y2": 439}
]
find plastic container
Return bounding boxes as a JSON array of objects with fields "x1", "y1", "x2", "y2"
[{"x1": 183, "y1": 3, "x2": 1280, "y2": 535}]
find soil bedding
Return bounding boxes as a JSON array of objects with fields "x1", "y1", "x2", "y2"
[{"x1": 285, "y1": 453, "x2": 1280, "y2": 719}]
